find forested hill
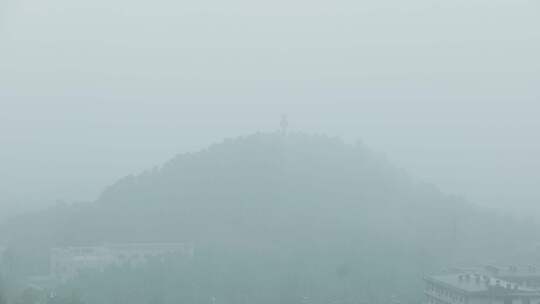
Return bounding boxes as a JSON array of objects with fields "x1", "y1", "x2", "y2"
[{"x1": 1, "y1": 132, "x2": 538, "y2": 303}]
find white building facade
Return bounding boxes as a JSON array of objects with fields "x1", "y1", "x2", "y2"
[
  {"x1": 424, "y1": 273, "x2": 540, "y2": 304},
  {"x1": 50, "y1": 243, "x2": 193, "y2": 281}
]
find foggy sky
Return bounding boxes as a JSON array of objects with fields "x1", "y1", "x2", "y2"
[{"x1": 0, "y1": 0, "x2": 538, "y2": 219}]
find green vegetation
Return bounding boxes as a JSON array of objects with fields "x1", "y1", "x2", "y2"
[{"x1": 1, "y1": 132, "x2": 538, "y2": 304}]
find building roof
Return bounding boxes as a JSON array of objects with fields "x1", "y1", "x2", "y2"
[
  {"x1": 485, "y1": 265, "x2": 540, "y2": 279},
  {"x1": 425, "y1": 273, "x2": 540, "y2": 296}
]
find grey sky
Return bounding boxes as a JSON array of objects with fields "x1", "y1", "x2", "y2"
[{"x1": 0, "y1": 0, "x2": 538, "y2": 218}]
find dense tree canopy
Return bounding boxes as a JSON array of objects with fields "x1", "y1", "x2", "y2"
[{"x1": 1, "y1": 132, "x2": 538, "y2": 304}]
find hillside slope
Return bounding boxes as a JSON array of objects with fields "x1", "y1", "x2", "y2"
[{"x1": 1, "y1": 132, "x2": 538, "y2": 303}]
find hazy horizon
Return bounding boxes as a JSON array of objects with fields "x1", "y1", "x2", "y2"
[
  {"x1": 1, "y1": 0, "x2": 539, "y2": 220},
  {"x1": 1, "y1": 3, "x2": 540, "y2": 303}
]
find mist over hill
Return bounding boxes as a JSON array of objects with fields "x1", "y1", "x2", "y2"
[{"x1": 1, "y1": 132, "x2": 538, "y2": 303}]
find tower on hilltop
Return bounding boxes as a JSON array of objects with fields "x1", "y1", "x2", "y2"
[{"x1": 280, "y1": 114, "x2": 289, "y2": 135}]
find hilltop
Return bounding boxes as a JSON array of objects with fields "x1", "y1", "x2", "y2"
[{"x1": 1, "y1": 132, "x2": 538, "y2": 303}]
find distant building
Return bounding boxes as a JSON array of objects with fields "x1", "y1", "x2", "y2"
[
  {"x1": 484, "y1": 265, "x2": 540, "y2": 289},
  {"x1": 424, "y1": 273, "x2": 540, "y2": 304},
  {"x1": 51, "y1": 243, "x2": 193, "y2": 282},
  {"x1": 25, "y1": 275, "x2": 58, "y2": 291}
]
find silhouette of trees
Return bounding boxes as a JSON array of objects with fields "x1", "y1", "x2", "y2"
[{"x1": 2, "y1": 132, "x2": 540, "y2": 304}]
